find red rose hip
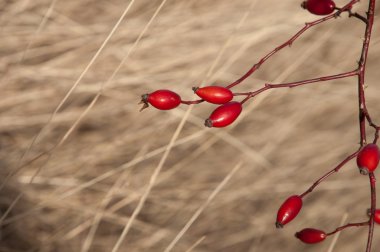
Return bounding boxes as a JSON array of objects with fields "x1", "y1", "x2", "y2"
[
  {"x1": 357, "y1": 144, "x2": 380, "y2": 175},
  {"x1": 375, "y1": 209, "x2": 380, "y2": 224},
  {"x1": 276, "y1": 195, "x2": 303, "y2": 228},
  {"x1": 295, "y1": 228, "x2": 326, "y2": 244},
  {"x1": 302, "y1": 0, "x2": 336, "y2": 16},
  {"x1": 140, "y1": 89, "x2": 181, "y2": 111},
  {"x1": 193, "y1": 86, "x2": 233, "y2": 104},
  {"x1": 205, "y1": 102, "x2": 242, "y2": 128}
]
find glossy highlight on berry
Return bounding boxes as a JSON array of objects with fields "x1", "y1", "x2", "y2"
[
  {"x1": 205, "y1": 102, "x2": 242, "y2": 128},
  {"x1": 276, "y1": 195, "x2": 303, "y2": 228},
  {"x1": 193, "y1": 86, "x2": 233, "y2": 104},
  {"x1": 302, "y1": 0, "x2": 336, "y2": 16},
  {"x1": 357, "y1": 144, "x2": 380, "y2": 175},
  {"x1": 295, "y1": 228, "x2": 326, "y2": 244},
  {"x1": 140, "y1": 89, "x2": 181, "y2": 111}
]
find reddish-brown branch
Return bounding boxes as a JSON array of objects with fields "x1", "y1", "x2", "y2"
[
  {"x1": 326, "y1": 221, "x2": 369, "y2": 236},
  {"x1": 235, "y1": 70, "x2": 358, "y2": 104},
  {"x1": 225, "y1": 0, "x2": 360, "y2": 89},
  {"x1": 357, "y1": 0, "x2": 376, "y2": 147},
  {"x1": 353, "y1": 0, "x2": 377, "y2": 249},
  {"x1": 266, "y1": 70, "x2": 358, "y2": 88},
  {"x1": 299, "y1": 149, "x2": 360, "y2": 198}
]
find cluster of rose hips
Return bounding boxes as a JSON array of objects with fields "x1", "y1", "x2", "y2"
[
  {"x1": 276, "y1": 143, "x2": 379, "y2": 244},
  {"x1": 139, "y1": 87, "x2": 241, "y2": 128},
  {"x1": 140, "y1": 0, "x2": 339, "y2": 128},
  {"x1": 140, "y1": 0, "x2": 379, "y2": 248}
]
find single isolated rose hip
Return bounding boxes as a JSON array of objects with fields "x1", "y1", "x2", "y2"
[
  {"x1": 193, "y1": 86, "x2": 233, "y2": 104},
  {"x1": 205, "y1": 102, "x2": 242, "y2": 128},
  {"x1": 302, "y1": 0, "x2": 336, "y2": 16},
  {"x1": 140, "y1": 89, "x2": 181, "y2": 111},
  {"x1": 356, "y1": 144, "x2": 380, "y2": 175},
  {"x1": 276, "y1": 195, "x2": 303, "y2": 228},
  {"x1": 295, "y1": 228, "x2": 326, "y2": 244}
]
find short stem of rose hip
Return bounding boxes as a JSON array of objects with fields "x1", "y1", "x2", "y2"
[
  {"x1": 361, "y1": 104, "x2": 379, "y2": 143},
  {"x1": 349, "y1": 12, "x2": 369, "y2": 24},
  {"x1": 225, "y1": 0, "x2": 359, "y2": 90},
  {"x1": 180, "y1": 99, "x2": 204, "y2": 105},
  {"x1": 363, "y1": 110, "x2": 380, "y2": 130},
  {"x1": 366, "y1": 172, "x2": 376, "y2": 252},
  {"x1": 239, "y1": 86, "x2": 270, "y2": 104},
  {"x1": 326, "y1": 221, "x2": 369, "y2": 236},
  {"x1": 373, "y1": 130, "x2": 379, "y2": 144},
  {"x1": 299, "y1": 149, "x2": 360, "y2": 198}
]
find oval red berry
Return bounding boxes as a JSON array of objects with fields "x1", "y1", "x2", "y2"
[
  {"x1": 302, "y1": 0, "x2": 336, "y2": 16},
  {"x1": 143, "y1": 90, "x2": 181, "y2": 110},
  {"x1": 295, "y1": 228, "x2": 326, "y2": 244},
  {"x1": 357, "y1": 144, "x2": 380, "y2": 174},
  {"x1": 205, "y1": 102, "x2": 242, "y2": 128},
  {"x1": 276, "y1": 195, "x2": 303, "y2": 228},
  {"x1": 194, "y1": 86, "x2": 233, "y2": 104}
]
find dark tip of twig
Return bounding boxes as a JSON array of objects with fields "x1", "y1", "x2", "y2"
[
  {"x1": 139, "y1": 103, "x2": 149, "y2": 112},
  {"x1": 139, "y1": 94, "x2": 149, "y2": 112}
]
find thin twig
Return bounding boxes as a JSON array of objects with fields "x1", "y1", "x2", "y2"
[
  {"x1": 300, "y1": 149, "x2": 360, "y2": 198},
  {"x1": 225, "y1": 0, "x2": 359, "y2": 89}
]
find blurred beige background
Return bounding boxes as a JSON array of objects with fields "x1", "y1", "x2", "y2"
[{"x1": 0, "y1": 0, "x2": 379, "y2": 251}]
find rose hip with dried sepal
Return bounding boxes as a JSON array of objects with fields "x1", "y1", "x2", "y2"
[
  {"x1": 276, "y1": 195, "x2": 303, "y2": 228},
  {"x1": 301, "y1": 0, "x2": 336, "y2": 16},
  {"x1": 205, "y1": 102, "x2": 242, "y2": 128},
  {"x1": 140, "y1": 89, "x2": 181, "y2": 111},
  {"x1": 295, "y1": 228, "x2": 326, "y2": 244},
  {"x1": 193, "y1": 86, "x2": 233, "y2": 104},
  {"x1": 356, "y1": 144, "x2": 380, "y2": 175}
]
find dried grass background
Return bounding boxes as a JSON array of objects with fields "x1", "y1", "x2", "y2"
[{"x1": 1, "y1": 0, "x2": 380, "y2": 251}]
